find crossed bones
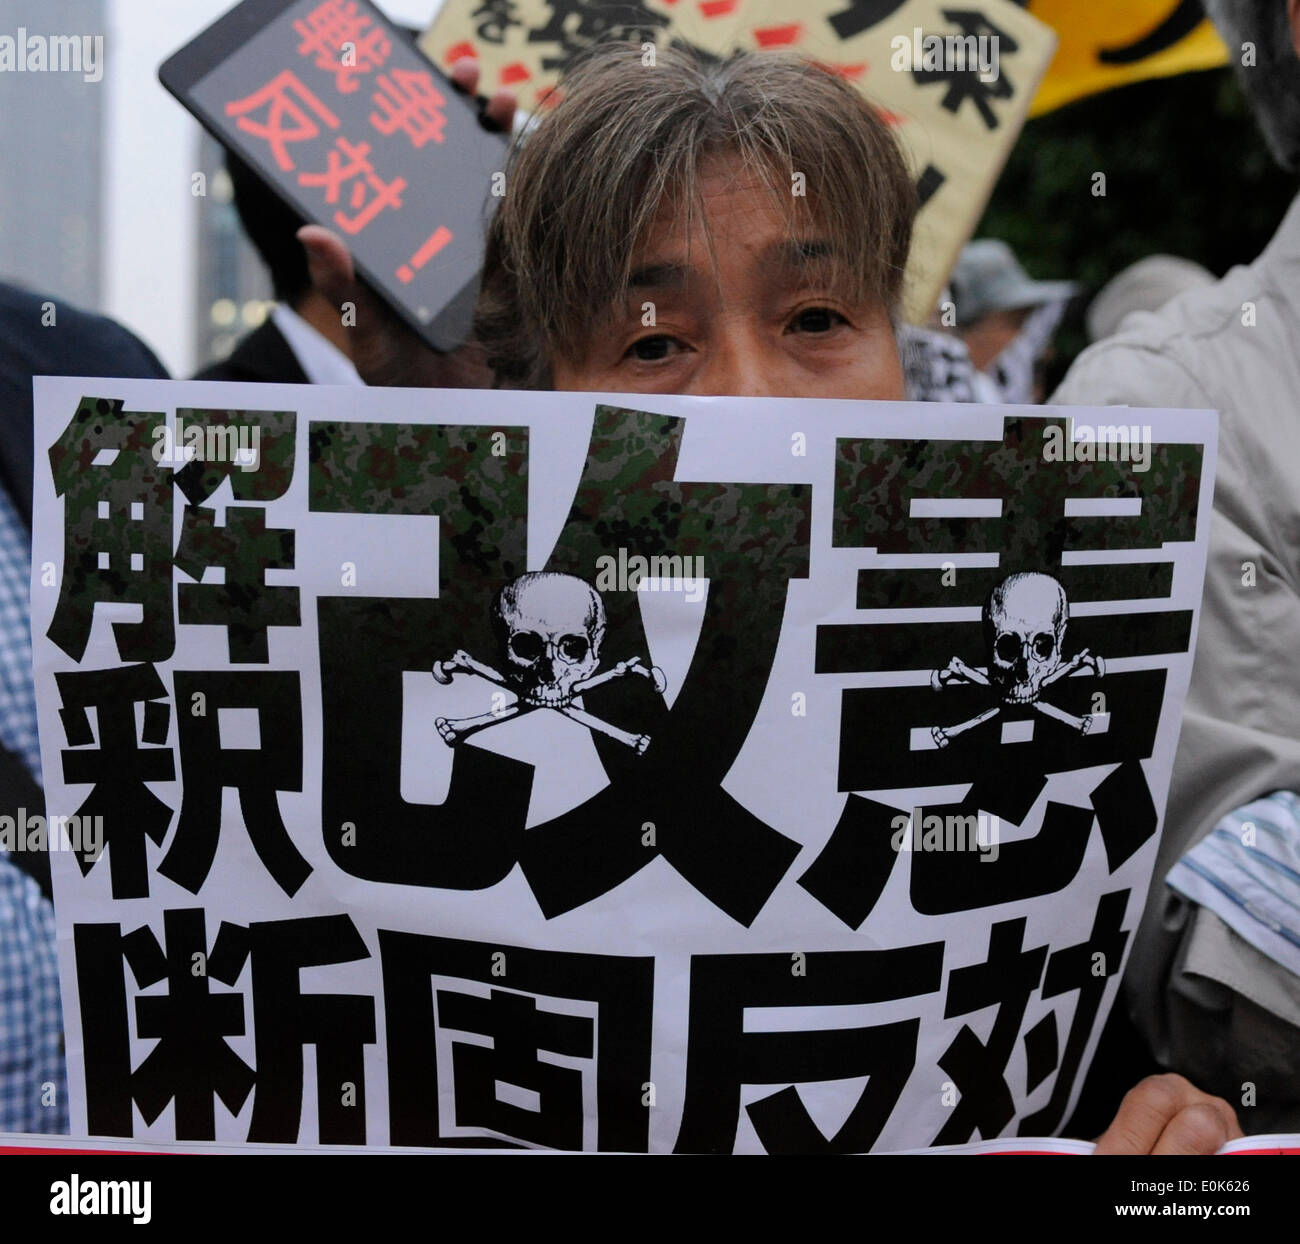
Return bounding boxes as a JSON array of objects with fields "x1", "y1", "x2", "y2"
[
  {"x1": 432, "y1": 650, "x2": 668, "y2": 754},
  {"x1": 928, "y1": 649, "x2": 1106, "y2": 748}
]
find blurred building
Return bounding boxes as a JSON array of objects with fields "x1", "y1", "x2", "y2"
[
  {"x1": 191, "y1": 130, "x2": 273, "y2": 371},
  {"x1": 0, "y1": 0, "x2": 106, "y2": 308}
]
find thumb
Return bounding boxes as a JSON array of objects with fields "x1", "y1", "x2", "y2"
[{"x1": 297, "y1": 224, "x2": 357, "y2": 305}]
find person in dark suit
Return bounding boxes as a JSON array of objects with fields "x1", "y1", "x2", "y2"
[
  {"x1": 0, "y1": 279, "x2": 169, "y2": 898},
  {"x1": 193, "y1": 147, "x2": 323, "y2": 387}
]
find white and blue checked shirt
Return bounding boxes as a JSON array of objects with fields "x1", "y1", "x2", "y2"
[
  {"x1": 0, "y1": 481, "x2": 40, "y2": 782},
  {"x1": 0, "y1": 478, "x2": 67, "y2": 1133},
  {"x1": 0, "y1": 854, "x2": 68, "y2": 1133}
]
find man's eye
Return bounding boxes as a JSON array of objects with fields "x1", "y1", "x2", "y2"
[
  {"x1": 790, "y1": 307, "x2": 845, "y2": 333},
  {"x1": 627, "y1": 336, "x2": 680, "y2": 361}
]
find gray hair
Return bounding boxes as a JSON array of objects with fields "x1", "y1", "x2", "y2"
[
  {"x1": 473, "y1": 42, "x2": 917, "y2": 389},
  {"x1": 1203, "y1": 0, "x2": 1300, "y2": 171}
]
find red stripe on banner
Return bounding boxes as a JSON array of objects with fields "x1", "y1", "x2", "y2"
[
  {"x1": 985, "y1": 1150, "x2": 1075, "y2": 1156},
  {"x1": 754, "y1": 24, "x2": 803, "y2": 47},
  {"x1": 444, "y1": 41, "x2": 476, "y2": 62},
  {"x1": 817, "y1": 60, "x2": 868, "y2": 80},
  {"x1": 700, "y1": 0, "x2": 738, "y2": 17},
  {"x1": 500, "y1": 62, "x2": 531, "y2": 85},
  {"x1": 0, "y1": 1145, "x2": 162, "y2": 1155}
]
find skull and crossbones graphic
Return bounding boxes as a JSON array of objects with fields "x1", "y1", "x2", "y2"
[
  {"x1": 432, "y1": 571, "x2": 667, "y2": 754},
  {"x1": 928, "y1": 571, "x2": 1105, "y2": 748}
]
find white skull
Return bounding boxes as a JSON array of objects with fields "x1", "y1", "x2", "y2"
[
  {"x1": 495, "y1": 572, "x2": 605, "y2": 708},
  {"x1": 985, "y1": 572, "x2": 1067, "y2": 705}
]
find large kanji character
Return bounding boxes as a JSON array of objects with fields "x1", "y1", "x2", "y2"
[
  {"x1": 311, "y1": 410, "x2": 809, "y2": 926},
  {"x1": 798, "y1": 417, "x2": 1199, "y2": 925},
  {"x1": 73, "y1": 910, "x2": 253, "y2": 1140},
  {"x1": 57, "y1": 664, "x2": 175, "y2": 899},
  {"x1": 933, "y1": 917, "x2": 1048, "y2": 1144},
  {"x1": 673, "y1": 944, "x2": 944, "y2": 1153},
  {"x1": 174, "y1": 505, "x2": 301, "y2": 663},
  {"x1": 46, "y1": 395, "x2": 174, "y2": 664},
  {"x1": 225, "y1": 69, "x2": 340, "y2": 171},
  {"x1": 437, "y1": 988, "x2": 593, "y2": 1150},
  {"x1": 159, "y1": 671, "x2": 310, "y2": 898},
  {"x1": 244, "y1": 916, "x2": 375, "y2": 1144},
  {"x1": 795, "y1": 418, "x2": 1190, "y2": 920},
  {"x1": 911, "y1": 10, "x2": 1018, "y2": 130},
  {"x1": 293, "y1": 0, "x2": 391, "y2": 93},
  {"x1": 380, "y1": 932, "x2": 653, "y2": 1150},
  {"x1": 297, "y1": 136, "x2": 406, "y2": 234},
  {"x1": 369, "y1": 68, "x2": 448, "y2": 148}
]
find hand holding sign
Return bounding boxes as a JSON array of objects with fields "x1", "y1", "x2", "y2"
[{"x1": 1093, "y1": 1074, "x2": 1243, "y2": 1156}]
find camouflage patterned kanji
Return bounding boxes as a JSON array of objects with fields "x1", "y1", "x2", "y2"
[
  {"x1": 175, "y1": 506, "x2": 300, "y2": 662},
  {"x1": 46, "y1": 395, "x2": 173, "y2": 663},
  {"x1": 308, "y1": 420, "x2": 528, "y2": 639},
  {"x1": 173, "y1": 408, "x2": 297, "y2": 505}
]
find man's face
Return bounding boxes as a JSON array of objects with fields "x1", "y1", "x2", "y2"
[{"x1": 550, "y1": 157, "x2": 906, "y2": 400}]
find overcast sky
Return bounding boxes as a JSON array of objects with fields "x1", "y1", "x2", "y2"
[{"x1": 103, "y1": 0, "x2": 444, "y2": 376}]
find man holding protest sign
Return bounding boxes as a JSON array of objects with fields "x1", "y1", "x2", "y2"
[{"x1": 293, "y1": 40, "x2": 1240, "y2": 1154}]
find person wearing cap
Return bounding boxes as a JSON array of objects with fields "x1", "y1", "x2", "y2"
[
  {"x1": 1084, "y1": 255, "x2": 1215, "y2": 344},
  {"x1": 949, "y1": 238, "x2": 1079, "y2": 404}
]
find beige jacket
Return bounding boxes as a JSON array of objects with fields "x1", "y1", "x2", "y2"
[{"x1": 1050, "y1": 192, "x2": 1300, "y2": 1123}]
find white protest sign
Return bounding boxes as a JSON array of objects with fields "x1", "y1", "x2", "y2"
[{"x1": 32, "y1": 378, "x2": 1214, "y2": 1152}]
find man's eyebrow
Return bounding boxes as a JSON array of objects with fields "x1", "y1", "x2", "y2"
[
  {"x1": 764, "y1": 239, "x2": 837, "y2": 269},
  {"x1": 624, "y1": 241, "x2": 838, "y2": 292},
  {"x1": 627, "y1": 261, "x2": 691, "y2": 289}
]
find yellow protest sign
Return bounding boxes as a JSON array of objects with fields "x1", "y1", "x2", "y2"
[
  {"x1": 1027, "y1": 0, "x2": 1228, "y2": 116},
  {"x1": 423, "y1": 0, "x2": 1057, "y2": 323}
]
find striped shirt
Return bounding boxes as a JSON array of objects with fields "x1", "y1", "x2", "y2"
[{"x1": 1168, "y1": 790, "x2": 1300, "y2": 979}]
